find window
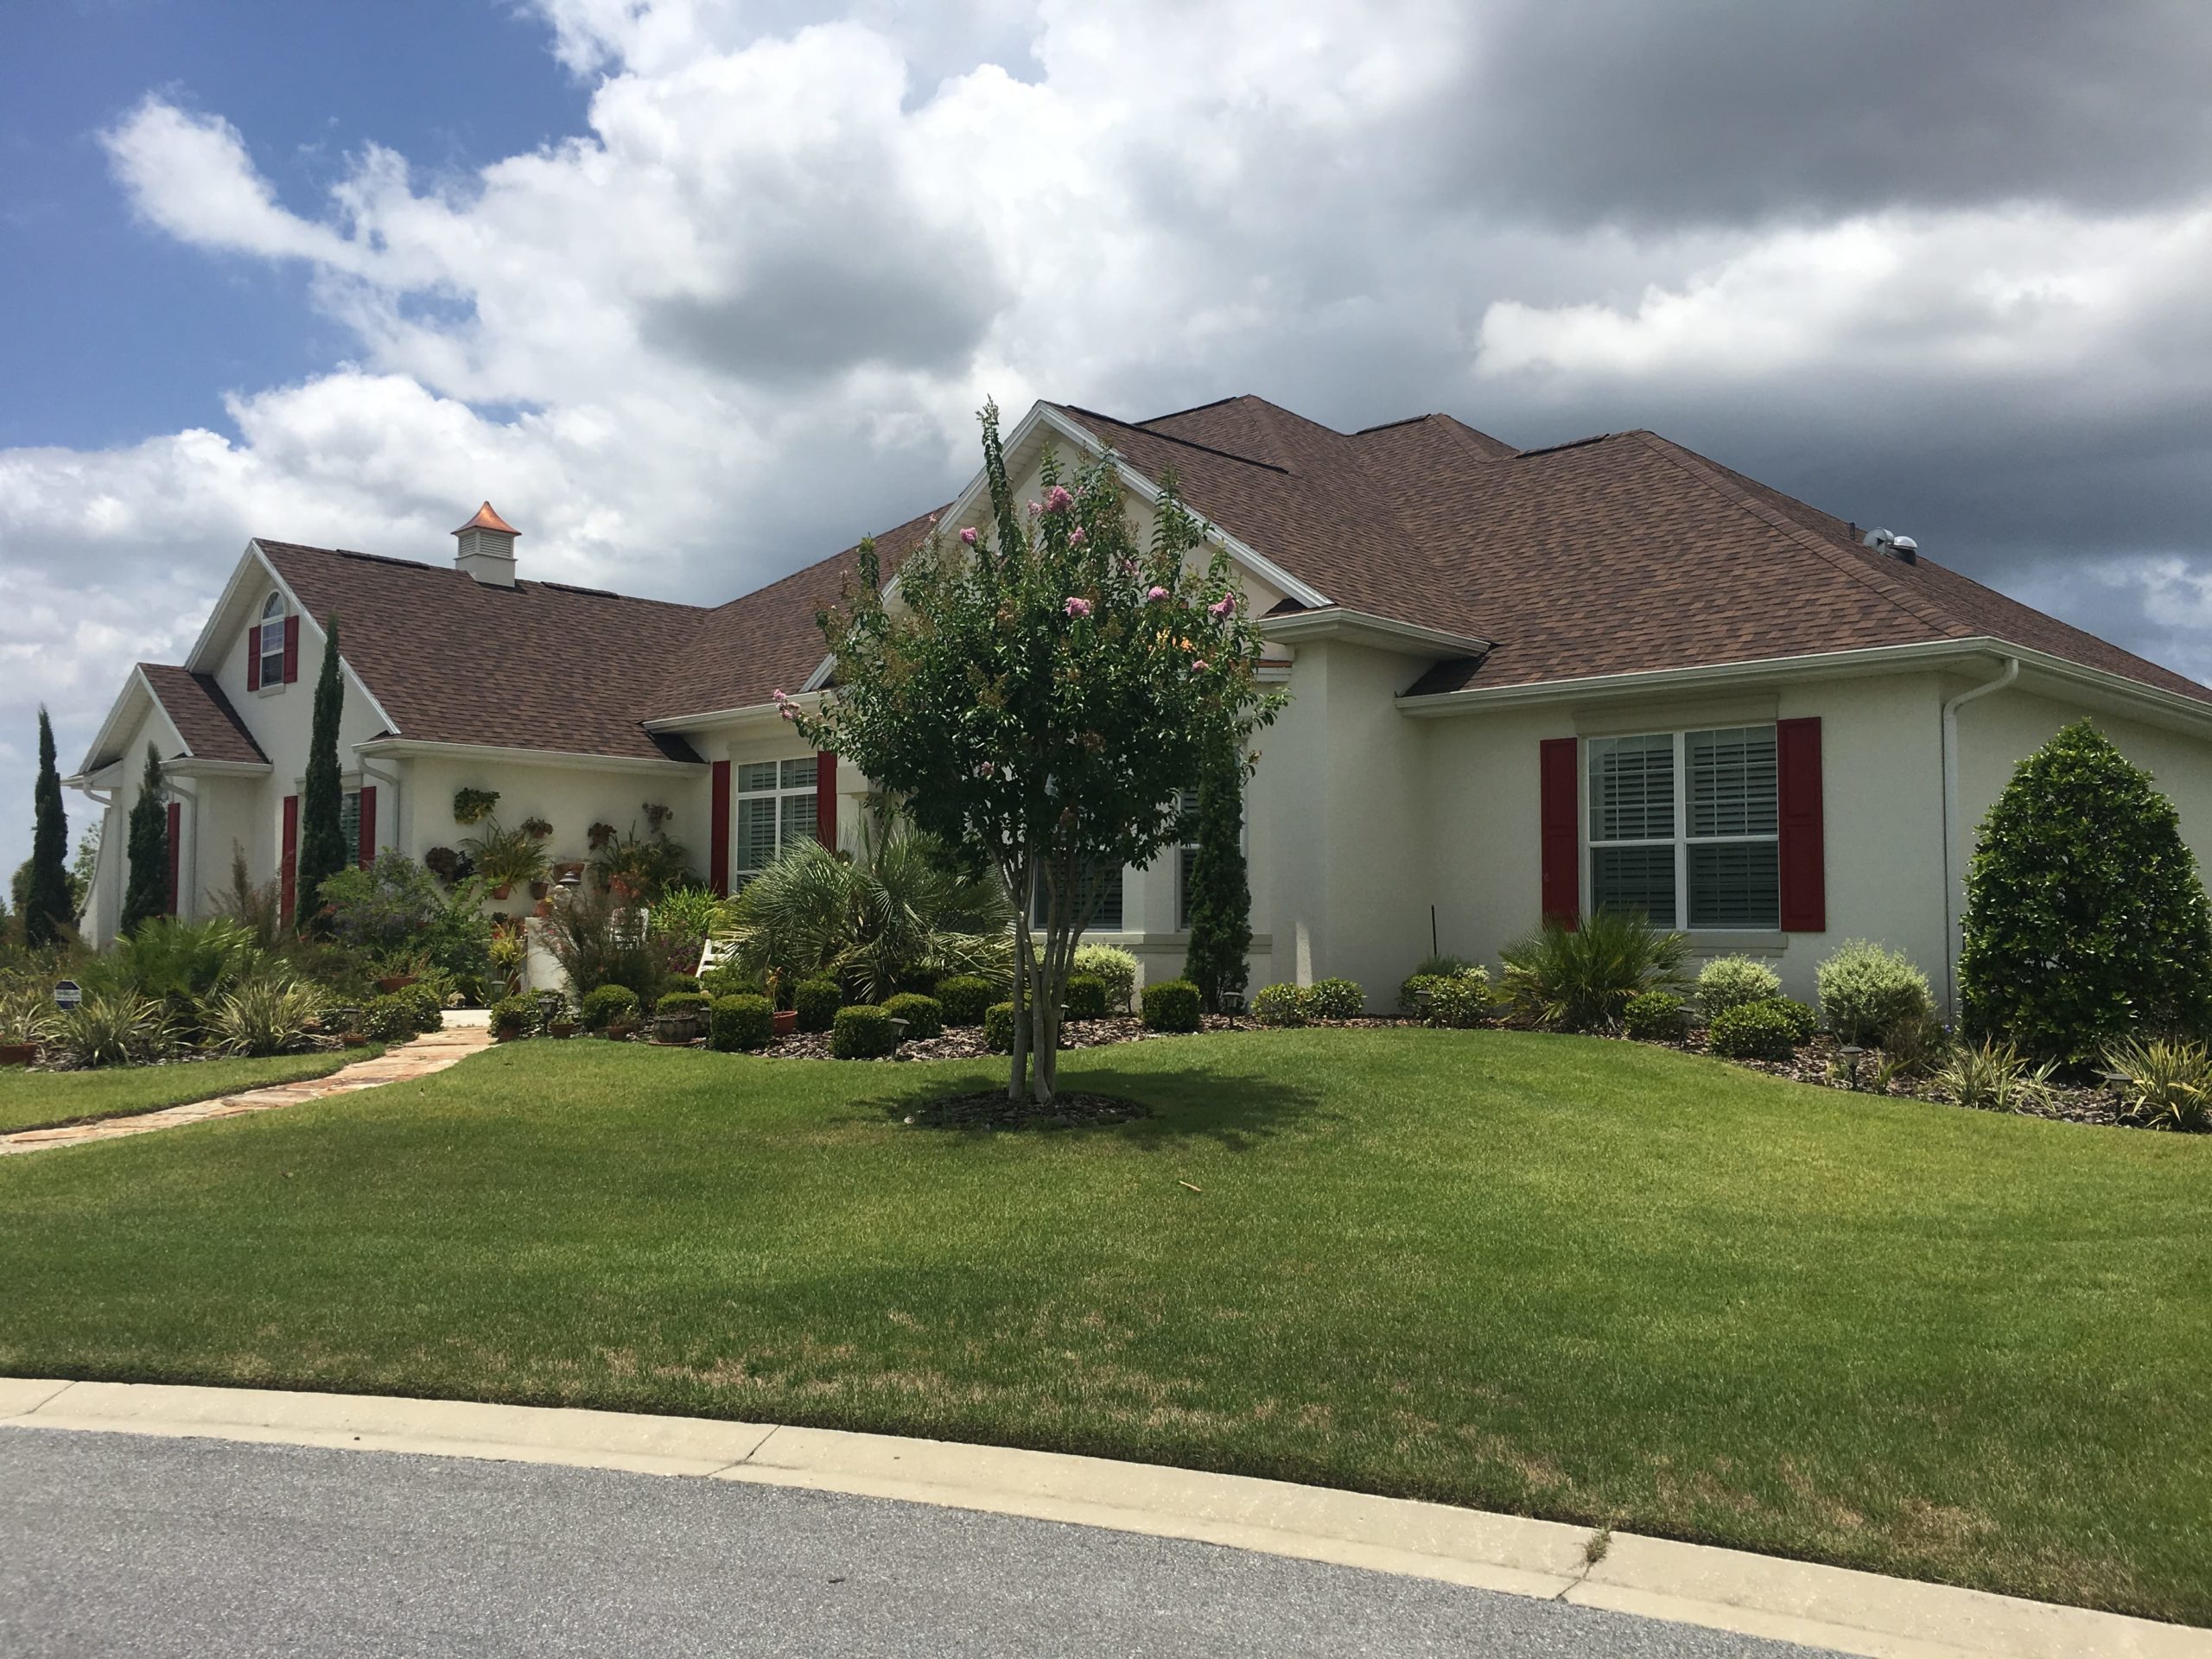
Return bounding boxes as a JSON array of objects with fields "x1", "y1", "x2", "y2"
[
  {"x1": 1176, "y1": 788, "x2": 1200, "y2": 929},
  {"x1": 338, "y1": 790, "x2": 361, "y2": 859},
  {"x1": 733, "y1": 758, "x2": 817, "y2": 885},
  {"x1": 257, "y1": 593, "x2": 286, "y2": 688},
  {"x1": 1587, "y1": 726, "x2": 1778, "y2": 929},
  {"x1": 1032, "y1": 861, "x2": 1124, "y2": 931}
]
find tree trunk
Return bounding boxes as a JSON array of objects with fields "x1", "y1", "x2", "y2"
[{"x1": 1007, "y1": 856, "x2": 1032, "y2": 1103}]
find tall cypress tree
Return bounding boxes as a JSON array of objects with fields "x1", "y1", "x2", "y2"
[
  {"x1": 120, "y1": 743, "x2": 171, "y2": 937},
  {"x1": 23, "y1": 707, "x2": 73, "y2": 948},
  {"x1": 294, "y1": 614, "x2": 349, "y2": 936},
  {"x1": 1181, "y1": 741, "x2": 1251, "y2": 1013}
]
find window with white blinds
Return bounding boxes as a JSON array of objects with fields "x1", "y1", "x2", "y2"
[
  {"x1": 1033, "y1": 861, "x2": 1123, "y2": 930},
  {"x1": 1587, "y1": 726, "x2": 1780, "y2": 929},
  {"x1": 734, "y1": 757, "x2": 817, "y2": 885}
]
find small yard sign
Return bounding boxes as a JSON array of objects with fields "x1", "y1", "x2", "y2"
[{"x1": 53, "y1": 979, "x2": 81, "y2": 1011}]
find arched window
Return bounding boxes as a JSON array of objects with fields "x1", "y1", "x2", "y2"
[{"x1": 257, "y1": 592, "x2": 287, "y2": 689}]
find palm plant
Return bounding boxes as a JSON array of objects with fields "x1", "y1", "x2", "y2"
[
  {"x1": 717, "y1": 825, "x2": 1011, "y2": 1005},
  {"x1": 205, "y1": 977, "x2": 324, "y2": 1058},
  {"x1": 47, "y1": 988, "x2": 173, "y2": 1069},
  {"x1": 1497, "y1": 910, "x2": 1688, "y2": 1032}
]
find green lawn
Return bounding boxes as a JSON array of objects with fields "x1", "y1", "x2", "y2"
[
  {"x1": 1, "y1": 1031, "x2": 2206, "y2": 1624},
  {"x1": 0, "y1": 1047, "x2": 380, "y2": 1135}
]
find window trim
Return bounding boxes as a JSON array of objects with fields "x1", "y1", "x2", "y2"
[
  {"x1": 1585, "y1": 727, "x2": 1782, "y2": 932},
  {"x1": 257, "y1": 592, "x2": 287, "y2": 690},
  {"x1": 731, "y1": 756, "x2": 818, "y2": 886}
]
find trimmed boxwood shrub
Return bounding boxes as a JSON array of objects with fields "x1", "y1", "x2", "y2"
[
  {"x1": 398, "y1": 982, "x2": 443, "y2": 1032},
  {"x1": 1959, "y1": 721, "x2": 2212, "y2": 1063},
  {"x1": 1399, "y1": 955, "x2": 1473, "y2": 1014},
  {"x1": 709, "y1": 993, "x2": 775, "y2": 1052},
  {"x1": 577, "y1": 983, "x2": 639, "y2": 1033},
  {"x1": 362, "y1": 993, "x2": 419, "y2": 1042},
  {"x1": 792, "y1": 978, "x2": 842, "y2": 1033},
  {"x1": 936, "y1": 975, "x2": 995, "y2": 1026},
  {"x1": 1063, "y1": 974, "x2": 1109, "y2": 1021},
  {"x1": 662, "y1": 974, "x2": 703, "y2": 997},
  {"x1": 654, "y1": 989, "x2": 710, "y2": 1018},
  {"x1": 1425, "y1": 968, "x2": 1491, "y2": 1029},
  {"x1": 1250, "y1": 983, "x2": 1309, "y2": 1027},
  {"x1": 1305, "y1": 977, "x2": 1365, "y2": 1020},
  {"x1": 831, "y1": 1005, "x2": 899, "y2": 1058},
  {"x1": 1696, "y1": 956, "x2": 1781, "y2": 1021},
  {"x1": 490, "y1": 995, "x2": 534, "y2": 1040},
  {"x1": 983, "y1": 1001, "x2": 1017, "y2": 1053},
  {"x1": 699, "y1": 966, "x2": 753, "y2": 1001},
  {"x1": 1765, "y1": 996, "x2": 1818, "y2": 1045},
  {"x1": 881, "y1": 992, "x2": 944, "y2": 1040},
  {"x1": 1071, "y1": 944, "x2": 1138, "y2": 1013},
  {"x1": 1141, "y1": 978, "x2": 1202, "y2": 1033},
  {"x1": 1708, "y1": 1001, "x2": 1796, "y2": 1061},
  {"x1": 1623, "y1": 990, "x2": 1688, "y2": 1043},
  {"x1": 1815, "y1": 940, "x2": 1933, "y2": 1048}
]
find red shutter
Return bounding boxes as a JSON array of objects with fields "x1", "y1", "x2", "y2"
[
  {"x1": 283, "y1": 614, "x2": 301, "y2": 683},
  {"x1": 165, "y1": 801, "x2": 182, "y2": 917},
  {"x1": 280, "y1": 794, "x2": 299, "y2": 925},
  {"x1": 357, "y1": 785, "x2": 377, "y2": 868},
  {"x1": 1539, "y1": 737, "x2": 1580, "y2": 930},
  {"x1": 816, "y1": 752, "x2": 837, "y2": 849},
  {"x1": 709, "y1": 760, "x2": 732, "y2": 895},
  {"x1": 1777, "y1": 717, "x2": 1825, "y2": 931},
  {"x1": 246, "y1": 629, "x2": 261, "y2": 692}
]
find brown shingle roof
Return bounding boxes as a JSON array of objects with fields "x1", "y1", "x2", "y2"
[
  {"x1": 655, "y1": 504, "x2": 950, "y2": 718},
  {"x1": 137, "y1": 664, "x2": 265, "y2": 766},
  {"x1": 260, "y1": 542, "x2": 709, "y2": 764},
  {"x1": 251, "y1": 396, "x2": 2210, "y2": 750}
]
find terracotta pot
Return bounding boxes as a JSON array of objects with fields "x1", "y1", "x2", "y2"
[
  {"x1": 339, "y1": 1031, "x2": 369, "y2": 1049},
  {"x1": 772, "y1": 1009, "x2": 798, "y2": 1037},
  {"x1": 491, "y1": 883, "x2": 513, "y2": 900},
  {"x1": 0, "y1": 1042, "x2": 36, "y2": 1067},
  {"x1": 375, "y1": 974, "x2": 417, "y2": 995},
  {"x1": 549, "y1": 1020, "x2": 578, "y2": 1040},
  {"x1": 530, "y1": 880, "x2": 550, "y2": 900},
  {"x1": 605, "y1": 1021, "x2": 638, "y2": 1042}
]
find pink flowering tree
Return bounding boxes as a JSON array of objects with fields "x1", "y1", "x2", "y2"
[{"x1": 790, "y1": 401, "x2": 1281, "y2": 1105}]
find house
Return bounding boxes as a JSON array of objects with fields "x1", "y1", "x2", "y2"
[{"x1": 69, "y1": 396, "x2": 2212, "y2": 1014}]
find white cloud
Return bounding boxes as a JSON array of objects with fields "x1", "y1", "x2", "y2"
[{"x1": 7, "y1": 0, "x2": 2212, "y2": 875}]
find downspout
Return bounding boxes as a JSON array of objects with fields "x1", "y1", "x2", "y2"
[
  {"x1": 359, "y1": 756, "x2": 404, "y2": 856},
  {"x1": 76, "y1": 782, "x2": 116, "y2": 938},
  {"x1": 165, "y1": 773, "x2": 201, "y2": 919},
  {"x1": 1940, "y1": 655, "x2": 2020, "y2": 1020}
]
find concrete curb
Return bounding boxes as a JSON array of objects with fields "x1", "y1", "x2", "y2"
[{"x1": 2, "y1": 1377, "x2": 2202, "y2": 1659}]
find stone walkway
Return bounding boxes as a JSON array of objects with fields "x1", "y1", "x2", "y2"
[{"x1": 0, "y1": 1022, "x2": 493, "y2": 1156}]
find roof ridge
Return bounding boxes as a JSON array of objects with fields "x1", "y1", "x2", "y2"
[
  {"x1": 1624, "y1": 431, "x2": 1969, "y2": 642},
  {"x1": 1060, "y1": 405, "x2": 1291, "y2": 474},
  {"x1": 1136, "y1": 393, "x2": 1251, "y2": 426}
]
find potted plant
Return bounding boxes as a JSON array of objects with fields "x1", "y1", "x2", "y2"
[
  {"x1": 453, "y1": 786, "x2": 500, "y2": 826},
  {"x1": 0, "y1": 983, "x2": 54, "y2": 1065},
  {"x1": 464, "y1": 819, "x2": 550, "y2": 901}
]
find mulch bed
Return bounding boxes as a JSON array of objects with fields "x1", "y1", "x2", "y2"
[
  {"x1": 897, "y1": 1089, "x2": 1154, "y2": 1131},
  {"x1": 751, "y1": 1013, "x2": 1253, "y2": 1062}
]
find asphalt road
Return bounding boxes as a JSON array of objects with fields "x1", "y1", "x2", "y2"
[{"x1": 1, "y1": 1428, "x2": 1839, "y2": 1657}]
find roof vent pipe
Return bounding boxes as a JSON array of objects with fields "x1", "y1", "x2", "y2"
[{"x1": 453, "y1": 502, "x2": 520, "y2": 587}]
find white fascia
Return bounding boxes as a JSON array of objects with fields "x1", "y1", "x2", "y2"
[
  {"x1": 73, "y1": 667, "x2": 173, "y2": 778},
  {"x1": 184, "y1": 540, "x2": 404, "y2": 740},
  {"x1": 1259, "y1": 607, "x2": 1492, "y2": 659},
  {"x1": 643, "y1": 692, "x2": 821, "y2": 737},
  {"x1": 1393, "y1": 636, "x2": 2212, "y2": 738}
]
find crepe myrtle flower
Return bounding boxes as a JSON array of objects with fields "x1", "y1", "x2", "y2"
[
  {"x1": 772, "y1": 688, "x2": 798, "y2": 721},
  {"x1": 976, "y1": 760, "x2": 995, "y2": 778},
  {"x1": 1146, "y1": 585, "x2": 1170, "y2": 602},
  {"x1": 1027, "y1": 499, "x2": 1042, "y2": 518},
  {"x1": 1043, "y1": 484, "x2": 1074, "y2": 514},
  {"x1": 1069, "y1": 526, "x2": 1086, "y2": 546},
  {"x1": 959, "y1": 525, "x2": 978, "y2": 546},
  {"x1": 1190, "y1": 659, "x2": 1210, "y2": 674},
  {"x1": 1208, "y1": 594, "x2": 1236, "y2": 619},
  {"x1": 1065, "y1": 596, "x2": 1094, "y2": 619}
]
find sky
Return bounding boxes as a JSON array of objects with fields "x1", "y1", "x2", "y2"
[{"x1": 5, "y1": 0, "x2": 2212, "y2": 880}]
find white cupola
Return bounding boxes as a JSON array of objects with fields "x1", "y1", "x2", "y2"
[{"x1": 453, "y1": 501, "x2": 521, "y2": 586}]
